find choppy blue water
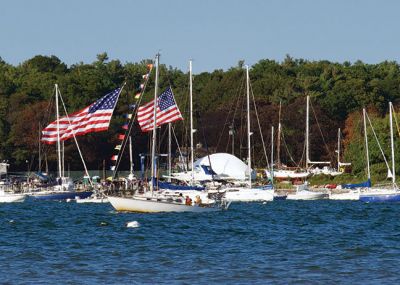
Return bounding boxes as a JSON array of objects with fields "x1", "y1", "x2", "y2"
[{"x1": 1, "y1": 200, "x2": 400, "y2": 284}]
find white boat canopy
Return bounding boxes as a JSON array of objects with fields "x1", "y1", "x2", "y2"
[{"x1": 193, "y1": 153, "x2": 255, "y2": 181}]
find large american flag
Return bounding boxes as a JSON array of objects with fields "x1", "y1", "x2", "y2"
[
  {"x1": 137, "y1": 87, "x2": 183, "y2": 132},
  {"x1": 41, "y1": 87, "x2": 121, "y2": 144}
]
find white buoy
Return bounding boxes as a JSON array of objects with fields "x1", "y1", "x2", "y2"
[{"x1": 126, "y1": 221, "x2": 140, "y2": 228}]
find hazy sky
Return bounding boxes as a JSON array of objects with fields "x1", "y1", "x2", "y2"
[{"x1": 1, "y1": 0, "x2": 399, "y2": 72}]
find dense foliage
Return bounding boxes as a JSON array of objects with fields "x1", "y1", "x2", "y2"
[{"x1": 1, "y1": 53, "x2": 400, "y2": 182}]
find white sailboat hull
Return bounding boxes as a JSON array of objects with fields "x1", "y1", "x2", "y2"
[
  {"x1": 287, "y1": 191, "x2": 328, "y2": 200},
  {"x1": 329, "y1": 191, "x2": 360, "y2": 200},
  {"x1": 266, "y1": 169, "x2": 310, "y2": 179},
  {"x1": 0, "y1": 193, "x2": 26, "y2": 203},
  {"x1": 223, "y1": 188, "x2": 274, "y2": 202},
  {"x1": 108, "y1": 196, "x2": 220, "y2": 213},
  {"x1": 76, "y1": 196, "x2": 109, "y2": 203}
]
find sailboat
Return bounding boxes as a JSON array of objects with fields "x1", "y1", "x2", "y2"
[
  {"x1": 286, "y1": 96, "x2": 329, "y2": 200},
  {"x1": 30, "y1": 84, "x2": 93, "y2": 200},
  {"x1": 108, "y1": 54, "x2": 227, "y2": 212},
  {"x1": 223, "y1": 65, "x2": 274, "y2": 202},
  {"x1": 0, "y1": 162, "x2": 26, "y2": 202},
  {"x1": 359, "y1": 103, "x2": 400, "y2": 202},
  {"x1": 265, "y1": 101, "x2": 310, "y2": 180},
  {"x1": 328, "y1": 128, "x2": 359, "y2": 200}
]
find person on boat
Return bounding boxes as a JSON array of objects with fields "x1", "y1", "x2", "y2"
[
  {"x1": 176, "y1": 193, "x2": 184, "y2": 203},
  {"x1": 194, "y1": 195, "x2": 202, "y2": 206},
  {"x1": 185, "y1": 195, "x2": 192, "y2": 206}
]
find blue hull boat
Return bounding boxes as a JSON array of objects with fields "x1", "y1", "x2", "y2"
[
  {"x1": 359, "y1": 192, "x2": 400, "y2": 202},
  {"x1": 31, "y1": 191, "x2": 93, "y2": 201}
]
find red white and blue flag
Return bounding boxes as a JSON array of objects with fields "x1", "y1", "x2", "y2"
[
  {"x1": 41, "y1": 87, "x2": 121, "y2": 144},
  {"x1": 137, "y1": 87, "x2": 183, "y2": 132}
]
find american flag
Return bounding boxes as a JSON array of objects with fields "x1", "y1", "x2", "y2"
[
  {"x1": 137, "y1": 87, "x2": 183, "y2": 132},
  {"x1": 41, "y1": 87, "x2": 121, "y2": 144}
]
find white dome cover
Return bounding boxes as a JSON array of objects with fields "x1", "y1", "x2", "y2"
[{"x1": 193, "y1": 153, "x2": 255, "y2": 181}]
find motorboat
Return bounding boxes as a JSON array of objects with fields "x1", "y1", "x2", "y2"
[{"x1": 286, "y1": 183, "x2": 328, "y2": 200}]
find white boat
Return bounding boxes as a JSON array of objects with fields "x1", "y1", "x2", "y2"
[
  {"x1": 223, "y1": 187, "x2": 274, "y2": 202},
  {"x1": 266, "y1": 168, "x2": 310, "y2": 179},
  {"x1": 0, "y1": 163, "x2": 26, "y2": 202},
  {"x1": 76, "y1": 195, "x2": 109, "y2": 203},
  {"x1": 286, "y1": 184, "x2": 328, "y2": 200},
  {"x1": 329, "y1": 190, "x2": 360, "y2": 200},
  {"x1": 220, "y1": 66, "x2": 274, "y2": 203},
  {"x1": 309, "y1": 166, "x2": 343, "y2": 176},
  {"x1": 0, "y1": 190, "x2": 26, "y2": 203},
  {"x1": 108, "y1": 55, "x2": 227, "y2": 213},
  {"x1": 108, "y1": 195, "x2": 221, "y2": 213}
]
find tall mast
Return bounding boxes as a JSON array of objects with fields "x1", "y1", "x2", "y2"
[
  {"x1": 389, "y1": 102, "x2": 395, "y2": 186},
  {"x1": 38, "y1": 124, "x2": 41, "y2": 172},
  {"x1": 277, "y1": 101, "x2": 282, "y2": 167},
  {"x1": 168, "y1": 123, "x2": 172, "y2": 182},
  {"x1": 189, "y1": 60, "x2": 194, "y2": 185},
  {"x1": 305, "y1": 95, "x2": 310, "y2": 169},
  {"x1": 55, "y1": 84, "x2": 62, "y2": 178},
  {"x1": 337, "y1": 128, "x2": 341, "y2": 170},
  {"x1": 363, "y1": 108, "x2": 371, "y2": 180},
  {"x1": 271, "y1": 126, "x2": 274, "y2": 187},
  {"x1": 129, "y1": 135, "x2": 133, "y2": 177},
  {"x1": 150, "y1": 54, "x2": 159, "y2": 195},
  {"x1": 246, "y1": 65, "x2": 252, "y2": 188},
  {"x1": 62, "y1": 141, "x2": 65, "y2": 177}
]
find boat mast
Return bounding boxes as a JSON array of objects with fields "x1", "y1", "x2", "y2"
[
  {"x1": 55, "y1": 84, "x2": 62, "y2": 178},
  {"x1": 62, "y1": 141, "x2": 65, "y2": 177},
  {"x1": 189, "y1": 60, "x2": 194, "y2": 185},
  {"x1": 38, "y1": 123, "x2": 41, "y2": 172},
  {"x1": 271, "y1": 126, "x2": 274, "y2": 186},
  {"x1": 150, "y1": 54, "x2": 159, "y2": 196},
  {"x1": 337, "y1": 128, "x2": 341, "y2": 170},
  {"x1": 277, "y1": 101, "x2": 282, "y2": 167},
  {"x1": 305, "y1": 95, "x2": 310, "y2": 170},
  {"x1": 363, "y1": 108, "x2": 371, "y2": 181},
  {"x1": 389, "y1": 102, "x2": 396, "y2": 186},
  {"x1": 246, "y1": 65, "x2": 252, "y2": 188},
  {"x1": 129, "y1": 135, "x2": 134, "y2": 177},
  {"x1": 168, "y1": 123, "x2": 171, "y2": 182}
]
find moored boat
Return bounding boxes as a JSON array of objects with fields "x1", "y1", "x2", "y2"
[
  {"x1": 329, "y1": 190, "x2": 360, "y2": 200},
  {"x1": 0, "y1": 190, "x2": 26, "y2": 203},
  {"x1": 359, "y1": 188, "x2": 400, "y2": 202},
  {"x1": 108, "y1": 195, "x2": 222, "y2": 213},
  {"x1": 286, "y1": 184, "x2": 328, "y2": 200},
  {"x1": 223, "y1": 186, "x2": 274, "y2": 202}
]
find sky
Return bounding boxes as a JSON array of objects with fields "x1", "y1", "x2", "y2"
[{"x1": 1, "y1": 0, "x2": 399, "y2": 73}]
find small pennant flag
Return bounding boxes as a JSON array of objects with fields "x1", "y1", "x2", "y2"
[
  {"x1": 129, "y1": 104, "x2": 136, "y2": 110},
  {"x1": 139, "y1": 84, "x2": 145, "y2": 90},
  {"x1": 111, "y1": 155, "x2": 118, "y2": 161},
  {"x1": 122, "y1": 124, "x2": 128, "y2": 130},
  {"x1": 135, "y1": 93, "x2": 141, "y2": 99},
  {"x1": 142, "y1": 74, "x2": 149, "y2": 79},
  {"x1": 118, "y1": 134, "x2": 125, "y2": 140},
  {"x1": 123, "y1": 114, "x2": 132, "y2": 119},
  {"x1": 114, "y1": 145, "x2": 121, "y2": 150},
  {"x1": 110, "y1": 166, "x2": 116, "y2": 171},
  {"x1": 147, "y1": 64, "x2": 153, "y2": 70}
]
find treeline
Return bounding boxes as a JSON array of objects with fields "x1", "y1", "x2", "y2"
[{"x1": 1, "y1": 53, "x2": 399, "y2": 180}]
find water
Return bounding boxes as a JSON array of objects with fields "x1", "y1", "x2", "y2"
[{"x1": 1, "y1": 200, "x2": 400, "y2": 284}]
